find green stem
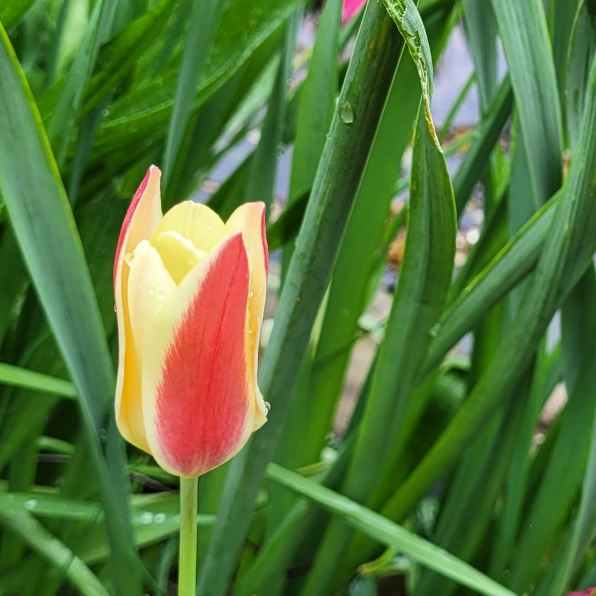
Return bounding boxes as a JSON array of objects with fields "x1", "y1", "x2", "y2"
[{"x1": 179, "y1": 476, "x2": 198, "y2": 596}]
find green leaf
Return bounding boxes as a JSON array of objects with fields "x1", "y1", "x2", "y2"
[
  {"x1": 0, "y1": 231, "x2": 27, "y2": 346},
  {"x1": 566, "y1": 4, "x2": 596, "y2": 148},
  {"x1": 424, "y1": 194, "x2": 557, "y2": 374},
  {"x1": 0, "y1": 511, "x2": 110, "y2": 596},
  {"x1": 288, "y1": 0, "x2": 341, "y2": 203},
  {"x1": 45, "y1": 0, "x2": 119, "y2": 165},
  {"x1": 280, "y1": 0, "x2": 342, "y2": 284},
  {"x1": 462, "y1": 0, "x2": 498, "y2": 108},
  {"x1": 0, "y1": 0, "x2": 37, "y2": 30},
  {"x1": 549, "y1": 0, "x2": 583, "y2": 108},
  {"x1": 80, "y1": 0, "x2": 299, "y2": 194},
  {"x1": 0, "y1": 362, "x2": 76, "y2": 399},
  {"x1": 452, "y1": 76, "x2": 512, "y2": 215},
  {"x1": 380, "y1": 46, "x2": 596, "y2": 549},
  {"x1": 0, "y1": 492, "x2": 101, "y2": 521},
  {"x1": 198, "y1": 5, "x2": 405, "y2": 594},
  {"x1": 267, "y1": 464, "x2": 518, "y2": 596},
  {"x1": 492, "y1": 0, "x2": 563, "y2": 205},
  {"x1": 0, "y1": 23, "x2": 141, "y2": 596},
  {"x1": 299, "y1": 1, "x2": 457, "y2": 591},
  {"x1": 244, "y1": 9, "x2": 301, "y2": 213},
  {"x1": 297, "y1": 41, "x2": 424, "y2": 475},
  {"x1": 81, "y1": 0, "x2": 181, "y2": 119},
  {"x1": 162, "y1": 0, "x2": 224, "y2": 185},
  {"x1": 508, "y1": 268, "x2": 596, "y2": 593}
]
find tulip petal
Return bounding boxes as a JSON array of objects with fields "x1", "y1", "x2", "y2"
[
  {"x1": 114, "y1": 166, "x2": 163, "y2": 285},
  {"x1": 150, "y1": 230, "x2": 206, "y2": 284},
  {"x1": 226, "y1": 202, "x2": 269, "y2": 430},
  {"x1": 127, "y1": 240, "x2": 177, "y2": 358},
  {"x1": 151, "y1": 200, "x2": 227, "y2": 253},
  {"x1": 114, "y1": 166, "x2": 163, "y2": 453},
  {"x1": 142, "y1": 233, "x2": 254, "y2": 477}
]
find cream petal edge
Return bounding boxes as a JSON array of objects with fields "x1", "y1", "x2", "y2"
[
  {"x1": 226, "y1": 202, "x2": 269, "y2": 429},
  {"x1": 114, "y1": 166, "x2": 163, "y2": 451}
]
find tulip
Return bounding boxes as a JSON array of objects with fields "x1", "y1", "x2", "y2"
[
  {"x1": 342, "y1": 0, "x2": 366, "y2": 25},
  {"x1": 567, "y1": 590, "x2": 596, "y2": 596},
  {"x1": 113, "y1": 166, "x2": 269, "y2": 477}
]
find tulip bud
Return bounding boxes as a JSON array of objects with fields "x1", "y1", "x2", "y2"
[
  {"x1": 113, "y1": 166, "x2": 269, "y2": 477},
  {"x1": 342, "y1": 0, "x2": 366, "y2": 24}
]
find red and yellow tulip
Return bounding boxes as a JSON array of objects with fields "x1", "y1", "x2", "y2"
[{"x1": 113, "y1": 166, "x2": 269, "y2": 477}]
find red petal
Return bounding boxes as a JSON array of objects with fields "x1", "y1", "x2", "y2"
[{"x1": 144, "y1": 233, "x2": 252, "y2": 477}]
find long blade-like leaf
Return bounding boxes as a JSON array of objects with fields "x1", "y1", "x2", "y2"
[
  {"x1": 267, "y1": 464, "x2": 518, "y2": 596},
  {"x1": 198, "y1": 4, "x2": 405, "y2": 594},
  {"x1": 0, "y1": 23, "x2": 141, "y2": 596}
]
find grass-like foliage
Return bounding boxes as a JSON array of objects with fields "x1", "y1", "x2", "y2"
[{"x1": 0, "y1": 0, "x2": 595, "y2": 594}]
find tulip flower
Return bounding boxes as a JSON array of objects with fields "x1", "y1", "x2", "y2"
[
  {"x1": 567, "y1": 589, "x2": 596, "y2": 596},
  {"x1": 342, "y1": 0, "x2": 366, "y2": 25},
  {"x1": 113, "y1": 166, "x2": 269, "y2": 478}
]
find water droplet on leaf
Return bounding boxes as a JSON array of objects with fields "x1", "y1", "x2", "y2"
[
  {"x1": 339, "y1": 102, "x2": 354, "y2": 124},
  {"x1": 139, "y1": 512, "x2": 153, "y2": 524}
]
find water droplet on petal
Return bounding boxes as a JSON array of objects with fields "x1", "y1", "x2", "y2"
[
  {"x1": 264, "y1": 401, "x2": 271, "y2": 412},
  {"x1": 148, "y1": 286, "x2": 155, "y2": 294},
  {"x1": 157, "y1": 291, "x2": 165, "y2": 300},
  {"x1": 123, "y1": 252, "x2": 134, "y2": 266},
  {"x1": 248, "y1": 291, "x2": 254, "y2": 298}
]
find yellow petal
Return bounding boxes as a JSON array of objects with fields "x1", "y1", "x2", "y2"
[
  {"x1": 114, "y1": 166, "x2": 163, "y2": 279},
  {"x1": 151, "y1": 201, "x2": 227, "y2": 251},
  {"x1": 114, "y1": 166, "x2": 163, "y2": 453},
  {"x1": 127, "y1": 240, "x2": 177, "y2": 357},
  {"x1": 150, "y1": 231, "x2": 206, "y2": 284},
  {"x1": 226, "y1": 202, "x2": 269, "y2": 430}
]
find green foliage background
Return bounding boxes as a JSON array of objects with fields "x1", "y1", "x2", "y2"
[{"x1": 0, "y1": 0, "x2": 595, "y2": 594}]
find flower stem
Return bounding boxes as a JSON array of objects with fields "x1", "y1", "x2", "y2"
[{"x1": 179, "y1": 476, "x2": 198, "y2": 596}]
